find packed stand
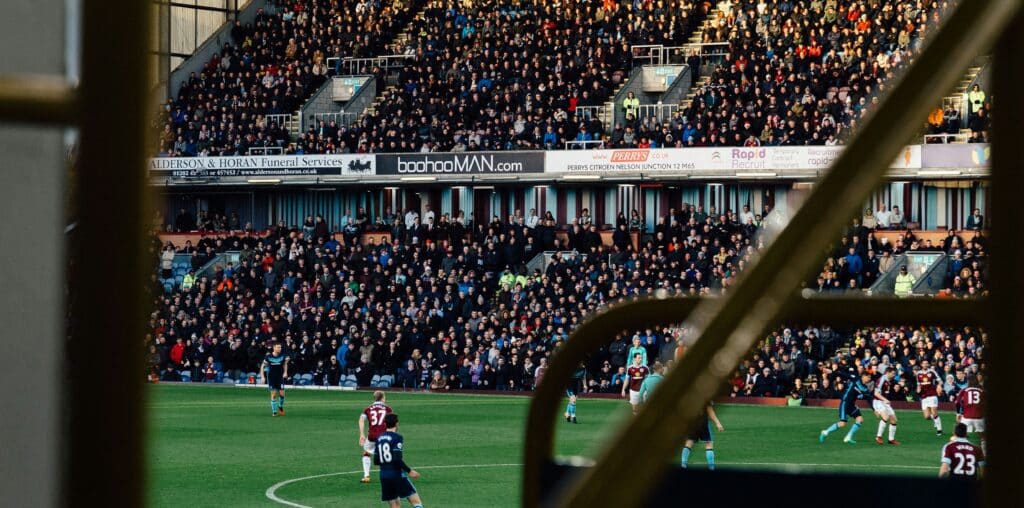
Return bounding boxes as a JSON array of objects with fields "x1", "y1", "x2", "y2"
[
  {"x1": 156, "y1": 0, "x2": 418, "y2": 157},
  {"x1": 293, "y1": 0, "x2": 710, "y2": 153},
  {"x1": 646, "y1": 0, "x2": 957, "y2": 147},
  {"x1": 146, "y1": 203, "x2": 984, "y2": 398},
  {"x1": 805, "y1": 206, "x2": 988, "y2": 296}
]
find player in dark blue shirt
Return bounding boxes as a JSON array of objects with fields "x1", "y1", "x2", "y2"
[
  {"x1": 819, "y1": 371, "x2": 873, "y2": 444},
  {"x1": 375, "y1": 413, "x2": 424, "y2": 508},
  {"x1": 564, "y1": 362, "x2": 586, "y2": 424},
  {"x1": 259, "y1": 342, "x2": 290, "y2": 416}
]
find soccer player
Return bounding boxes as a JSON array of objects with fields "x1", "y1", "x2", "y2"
[
  {"x1": 359, "y1": 390, "x2": 393, "y2": 483},
  {"x1": 627, "y1": 335, "x2": 648, "y2": 366},
  {"x1": 638, "y1": 361, "x2": 664, "y2": 403},
  {"x1": 917, "y1": 360, "x2": 944, "y2": 436},
  {"x1": 955, "y1": 378, "x2": 985, "y2": 454},
  {"x1": 681, "y1": 404, "x2": 724, "y2": 469},
  {"x1": 258, "y1": 341, "x2": 289, "y2": 416},
  {"x1": 939, "y1": 423, "x2": 984, "y2": 479},
  {"x1": 565, "y1": 362, "x2": 586, "y2": 424},
  {"x1": 376, "y1": 413, "x2": 425, "y2": 508},
  {"x1": 820, "y1": 371, "x2": 872, "y2": 444},
  {"x1": 621, "y1": 353, "x2": 650, "y2": 415},
  {"x1": 872, "y1": 367, "x2": 900, "y2": 445}
]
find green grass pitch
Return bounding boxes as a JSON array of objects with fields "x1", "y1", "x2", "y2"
[{"x1": 149, "y1": 385, "x2": 964, "y2": 507}]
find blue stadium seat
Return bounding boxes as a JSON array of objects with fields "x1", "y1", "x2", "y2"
[
  {"x1": 380, "y1": 375, "x2": 394, "y2": 387},
  {"x1": 174, "y1": 275, "x2": 184, "y2": 286},
  {"x1": 163, "y1": 283, "x2": 173, "y2": 294},
  {"x1": 222, "y1": 377, "x2": 234, "y2": 385},
  {"x1": 300, "y1": 373, "x2": 313, "y2": 386},
  {"x1": 342, "y1": 375, "x2": 358, "y2": 388},
  {"x1": 179, "y1": 371, "x2": 191, "y2": 382},
  {"x1": 370, "y1": 375, "x2": 381, "y2": 388}
]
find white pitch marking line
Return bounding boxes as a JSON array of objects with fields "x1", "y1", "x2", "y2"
[
  {"x1": 265, "y1": 463, "x2": 523, "y2": 508},
  {"x1": 265, "y1": 461, "x2": 936, "y2": 507}
]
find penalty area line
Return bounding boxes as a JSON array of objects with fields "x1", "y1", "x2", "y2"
[{"x1": 265, "y1": 463, "x2": 522, "y2": 508}]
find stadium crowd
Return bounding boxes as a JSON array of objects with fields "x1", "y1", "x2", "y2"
[
  {"x1": 156, "y1": 0, "x2": 417, "y2": 156},
  {"x1": 667, "y1": 0, "x2": 953, "y2": 147},
  {"x1": 154, "y1": 0, "x2": 993, "y2": 155},
  {"x1": 147, "y1": 203, "x2": 986, "y2": 403}
]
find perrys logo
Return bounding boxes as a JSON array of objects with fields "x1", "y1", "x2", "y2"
[
  {"x1": 971, "y1": 146, "x2": 991, "y2": 166},
  {"x1": 610, "y1": 150, "x2": 650, "y2": 163}
]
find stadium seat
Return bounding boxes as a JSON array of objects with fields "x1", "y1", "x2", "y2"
[
  {"x1": 342, "y1": 375, "x2": 358, "y2": 388},
  {"x1": 370, "y1": 375, "x2": 381, "y2": 388},
  {"x1": 221, "y1": 377, "x2": 234, "y2": 385},
  {"x1": 380, "y1": 375, "x2": 394, "y2": 388},
  {"x1": 179, "y1": 371, "x2": 191, "y2": 382}
]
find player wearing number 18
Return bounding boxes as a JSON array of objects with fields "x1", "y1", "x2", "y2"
[
  {"x1": 939, "y1": 423, "x2": 984, "y2": 479},
  {"x1": 359, "y1": 391, "x2": 393, "y2": 483},
  {"x1": 376, "y1": 413, "x2": 425, "y2": 508}
]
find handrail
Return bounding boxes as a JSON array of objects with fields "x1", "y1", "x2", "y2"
[
  {"x1": 529, "y1": 0, "x2": 1022, "y2": 506},
  {"x1": 924, "y1": 132, "x2": 971, "y2": 143},
  {"x1": 563, "y1": 140, "x2": 605, "y2": 150},
  {"x1": 522, "y1": 297, "x2": 988, "y2": 507}
]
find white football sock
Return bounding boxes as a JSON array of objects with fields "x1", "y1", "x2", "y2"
[
  {"x1": 877, "y1": 420, "x2": 886, "y2": 437},
  {"x1": 888, "y1": 424, "x2": 897, "y2": 441},
  {"x1": 362, "y1": 455, "x2": 371, "y2": 477}
]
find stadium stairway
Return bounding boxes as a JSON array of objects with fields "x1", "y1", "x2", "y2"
[
  {"x1": 935, "y1": 57, "x2": 990, "y2": 143},
  {"x1": 360, "y1": 4, "x2": 432, "y2": 122},
  {"x1": 678, "y1": 8, "x2": 720, "y2": 112}
]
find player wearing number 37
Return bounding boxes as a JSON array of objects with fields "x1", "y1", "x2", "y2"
[{"x1": 359, "y1": 391, "x2": 393, "y2": 483}]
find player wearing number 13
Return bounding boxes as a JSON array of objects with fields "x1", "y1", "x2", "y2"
[
  {"x1": 376, "y1": 413, "x2": 425, "y2": 508},
  {"x1": 359, "y1": 391, "x2": 393, "y2": 484},
  {"x1": 939, "y1": 423, "x2": 984, "y2": 479}
]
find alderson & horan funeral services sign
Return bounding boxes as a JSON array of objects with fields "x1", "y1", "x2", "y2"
[{"x1": 149, "y1": 154, "x2": 375, "y2": 177}]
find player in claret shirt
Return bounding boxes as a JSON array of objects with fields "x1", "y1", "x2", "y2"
[
  {"x1": 621, "y1": 353, "x2": 650, "y2": 415},
  {"x1": 917, "y1": 360, "x2": 944, "y2": 436},
  {"x1": 358, "y1": 391, "x2": 393, "y2": 484},
  {"x1": 872, "y1": 367, "x2": 900, "y2": 445},
  {"x1": 955, "y1": 378, "x2": 985, "y2": 454},
  {"x1": 376, "y1": 413, "x2": 425, "y2": 508},
  {"x1": 939, "y1": 423, "x2": 984, "y2": 479}
]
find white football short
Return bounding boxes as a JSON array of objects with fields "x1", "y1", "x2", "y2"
[
  {"x1": 629, "y1": 389, "x2": 642, "y2": 406},
  {"x1": 962, "y1": 417, "x2": 985, "y2": 433},
  {"x1": 920, "y1": 396, "x2": 939, "y2": 410},
  {"x1": 873, "y1": 400, "x2": 895, "y2": 419},
  {"x1": 362, "y1": 439, "x2": 376, "y2": 454}
]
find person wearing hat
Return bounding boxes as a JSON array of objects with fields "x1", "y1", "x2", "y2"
[{"x1": 894, "y1": 265, "x2": 916, "y2": 296}]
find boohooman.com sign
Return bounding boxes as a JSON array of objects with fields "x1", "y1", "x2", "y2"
[{"x1": 375, "y1": 152, "x2": 545, "y2": 175}]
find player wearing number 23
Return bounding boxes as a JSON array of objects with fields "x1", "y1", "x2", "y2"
[{"x1": 939, "y1": 423, "x2": 984, "y2": 479}]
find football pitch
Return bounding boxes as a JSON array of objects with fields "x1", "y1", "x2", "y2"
[{"x1": 149, "y1": 385, "x2": 959, "y2": 507}]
